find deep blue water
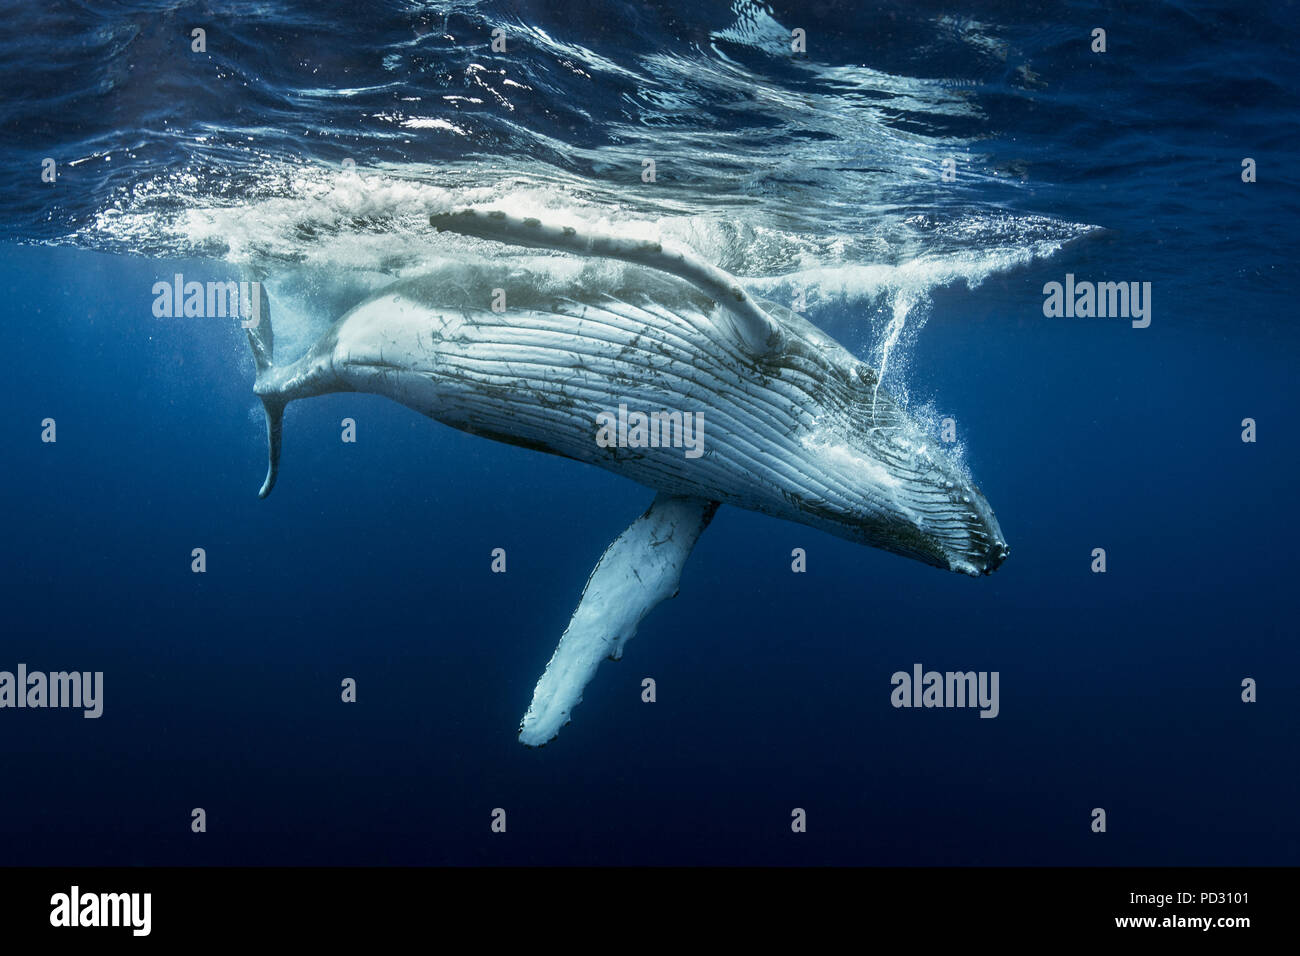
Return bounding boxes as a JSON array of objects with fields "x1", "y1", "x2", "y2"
[{"x1": 1, "y1": 0, "x2": 1297, "y2": 865}]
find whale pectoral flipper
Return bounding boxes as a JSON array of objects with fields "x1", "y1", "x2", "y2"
[
  {"x1": 431, "y1": 208, "x2": 783, "y2": 356},
  {"x1": 518, "y1": 493, "x2": 720, "y2": 747}
]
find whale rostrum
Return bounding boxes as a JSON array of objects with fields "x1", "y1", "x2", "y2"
[{"x1": 245, "y1": 208, "x2": 1008, "y2": 745}]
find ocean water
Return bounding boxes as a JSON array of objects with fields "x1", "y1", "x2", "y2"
[{"x1": 1, "y1": 0, "x2": 1297, "y2": 866}]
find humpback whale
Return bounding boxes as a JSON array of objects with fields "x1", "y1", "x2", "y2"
[{"x1": 245, "y1": 208, "x2": 1008, "y2": 745}]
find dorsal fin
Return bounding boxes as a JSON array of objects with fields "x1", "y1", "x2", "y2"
[{"x1": 431, "y1": 208, "x2": 783, "y2": 356}]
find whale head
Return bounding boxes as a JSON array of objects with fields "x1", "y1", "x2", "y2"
[
  {"x1": 805, "y1": 414, "x2": 1009, "y2": 576},
  {"x1": 758, "y1": 329, "x2": 1009, "y2": 576}
]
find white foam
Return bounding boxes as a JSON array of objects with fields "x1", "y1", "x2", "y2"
[{"x1": 77, "y1": 158, "x2": 1095, "y2": 421}]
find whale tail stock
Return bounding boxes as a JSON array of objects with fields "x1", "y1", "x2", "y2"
[{"x1": 244, "y1": 282, "x2": 286, "y2": 499}]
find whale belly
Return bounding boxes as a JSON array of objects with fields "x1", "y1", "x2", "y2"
[
  {"x1": 329, "y1": 282, "x2": 793, "y2": 501},
  {"x1": 315, "y1": 267, "x2": 1001, "y2": 574}
]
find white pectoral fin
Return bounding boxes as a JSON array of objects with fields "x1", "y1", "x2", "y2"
[
  {"x1": 431, "y1": 208, "x2": 783, "y2": 356},
  {"x1": 518, "y1": 493, "x2": 720, "y2": 747}
]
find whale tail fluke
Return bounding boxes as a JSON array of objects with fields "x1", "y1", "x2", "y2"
[
  {"x1": 244, "y1": 283, "x2": 285, "y2": 499},
  {"x1": 245, "y1": 281, "x2": 273, "y2": 375},
  {"x1": 254, "y1": 395, "x2": 286, "y2": 499}
]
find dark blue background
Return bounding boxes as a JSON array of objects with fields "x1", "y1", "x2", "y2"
[
  {"x1": 3, "y1": 233, "x2": 1295, "y2": 865},
  {"x1": 1, "y1": 0, "x2": 1297, "y2": 864}
]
